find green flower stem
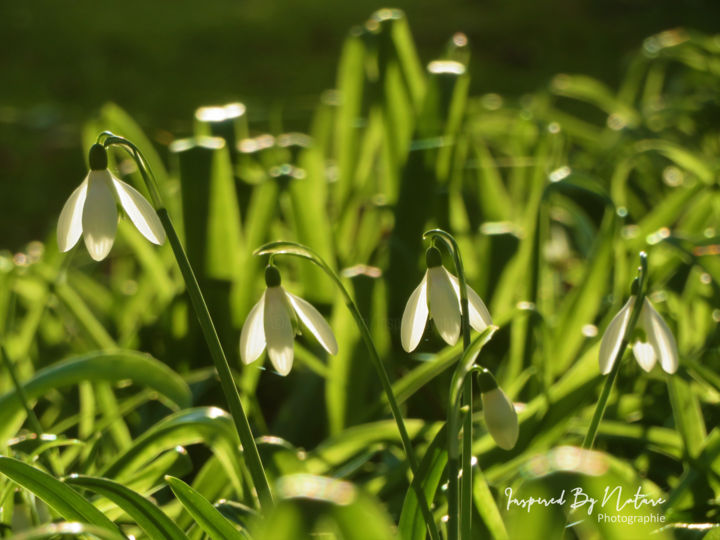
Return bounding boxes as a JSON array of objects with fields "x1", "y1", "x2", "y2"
[
  {"x1": 255, "y1": 241, "x2": 440, "y2": 540},
  {"x1": 582, "y1": 252, "x2": 648, "y2": 450},
  {"x1": 424, "y1": 229, "x2": 472, "y2": 540},
  {"x1": 447, "y1": 330, "x2": 498, "y2": 539},
  {"x1": 99, "y1": 133, "x2": 273, "y2": 510}
]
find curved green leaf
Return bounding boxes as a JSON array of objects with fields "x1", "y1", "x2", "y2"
[
  {"x1": 0, "y1": 456, "x2": 119, "y2": 533},
  {"x1": 304, "y1": 419, "x2": 431, "y2": 474},
  {"x1": 10, "y1": 522, "x2": 126, "y2": 540},
  {"x1": 0, "y1": 350, "x2": 192, "y2": 442},
  {"x1": 166, "y1": 476, "x2": 247, "y2": 540},
  {"x1": 66, "y1": 475, "x2": 188, "y2": 540},
  {"x1": 399, "y1": 425, "x2": 447, "y2": 540},
  {"x1": 101, "y1": 408, "x2": 245, "y2": 497}
]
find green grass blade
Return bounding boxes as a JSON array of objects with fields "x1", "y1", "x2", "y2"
[
  {"x1": 399, "y1": 425, "x2": 447, "y2": 540},
  {"x1": 0, "y1": 350, "x2": 191, "y2": 442},
  {"x1": 0, "y1": 456, "x2": 119, "y2": 533},
  {"x1": 10, "y1": 522, "x2": 126, "y2": 540},
  {"x1": 101, "y1": 408, "x2": 245, "y2": 498},
  {"x1": 667, "y1": 374, "x2": 707, "y2": 459},
  {"x1": 166, "y1": 476, "x2": 247, "y2": 540},
  {"x1": 66, "y1": 475, "x2": 188, "y2": 540},
  {"x1": 472, "y1": 467, "x2": 509, "y2": 540},
  {"x1": 171, "y1": 137, "x2": 243, "y2": 281}
]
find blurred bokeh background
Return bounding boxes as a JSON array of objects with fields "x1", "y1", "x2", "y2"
[{"x1": 2, "y1": 0, "x2": 719, "y2": 250}]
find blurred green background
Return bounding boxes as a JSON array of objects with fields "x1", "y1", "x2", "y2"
[{"x1": 2, "y1": 0, "x2": 719, "y2": 251}]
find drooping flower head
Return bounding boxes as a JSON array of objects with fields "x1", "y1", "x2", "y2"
[
  {"x1": 57, "y1": 144, "x2": 165, "y2": 261},
  {"x1": 401, "y1": 246, "x2": 492, "y2": 352},
  {"x1": 240, "y1": 265, "x2": 338, "y2": 376},
  {"x1": 477, "y1": 369, "x2": 518, "y2": 450},
  {"x1": 599, "y1": 295, "x2": 678, "y2": 375}
]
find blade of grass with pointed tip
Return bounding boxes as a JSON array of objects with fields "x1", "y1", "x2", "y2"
[
  {"x1": 667, "y1": 375, "x2": 707, "y2": 459},
  {"x1": 166, "y1": 476, "x2": 247, "y2": 540},
  {"x1": 101, "y1": 408, "x2": 245, "y2": 498},
  {"x1": 304, "y1": 419, "x2": 431, "y2": 474},
  {"x1": 230, "y1": 180, "x2": 278, "y2": 325},
  {"x1": 399, "y1": 425, "x2": 447, "y2": 540},
  {"x1": 550, "y1": 74, "x2": 640, "y2": 127},
  {"x1": 628, "y1": 182, "x2": 705, "y2": 251},
  {"x1": 0, "y1": 350, "x2": 191, "y2": 442},
  {"x1": 335, "y1": 30, "x2": 366, "y2": 209},
  {"x1": 473, "y1": 466, "x2": 509, "y2": 540},
  {"x1": 287, "y1": 146, "x2": 336, "y2": 304},
  {"x1": 66, "y1": 475, "x2": 188, "y2": 540},
  {"x1": 0, "y1": 456, "x2": 119, "y2": 533}
]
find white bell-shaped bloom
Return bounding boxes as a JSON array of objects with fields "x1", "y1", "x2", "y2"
[
  {"x1": 401, "y1": 247, "x2": 492, "y2": 352},
  {"x1": 57, "y1": 144, "x2": 165, "y2": 261},
  {"x1": 478, "y1": 370, "x2": 519, "y2": 450},
  {"x1": 240, "y1": 266, "x2": 338, "y2": 376},
  {"x1": 598, "y1": 296, "x2": 678, "y2": 375}
]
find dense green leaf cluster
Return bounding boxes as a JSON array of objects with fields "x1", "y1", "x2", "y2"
[{"x1": 1, "y1": 11, "x2": 719, "y2": 539}]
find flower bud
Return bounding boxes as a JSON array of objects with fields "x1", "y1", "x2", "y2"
[{"x1": 481, "y1": 385, "x2": 519, "y2": 450}]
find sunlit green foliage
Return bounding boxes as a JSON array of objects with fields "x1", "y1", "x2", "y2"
[{"x1": 1, "y1": 11, "x2": 719, "y2": 539}]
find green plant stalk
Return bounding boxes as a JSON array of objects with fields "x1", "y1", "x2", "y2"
[
  {"x1": 100, "y1": 133, "x2": 273, "y2": 510},
  {"x1": 255, "y1": 242, "x2": 440, "y2": 540},
  {"x1": 582, "y1": 252, "x2": 647, "y2": 450},
  {"x1": 424, "y1": 229, "x2": 472, "y2": 540}
]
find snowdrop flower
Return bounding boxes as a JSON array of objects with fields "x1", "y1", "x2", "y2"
[
  {"x1": 478, "y1": 369, "x2": 518, "y2": 450},
  {"x1": 240, "y1": 265, "x2": 338, "y2": 376},
  {"x1": 599, "y1": 296, "x2": 678, "y2": 375},
  {"x1": 401, "y1": 246, "x2": 492, "y2": 352},
  {"x1": 57, "y1": 144, "x2": 165, "y2": 261}
]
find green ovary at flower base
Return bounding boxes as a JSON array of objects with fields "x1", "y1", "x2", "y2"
[
  {"x1": 240, "y1": 264, "x2": 338, "y2": 375},
  {"x1": 599, "y1": 296, "x2": 678, "y2": 375},
  {"x1": 57, "y1": 144, "x2": 165, "y2": 261},
  {"x1": 401, "y1": 246, "x2": 492, "y2": 352}
]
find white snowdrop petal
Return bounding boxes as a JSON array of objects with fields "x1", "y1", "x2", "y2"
[
  {"x1": 57, "y1": 177, "x2": 88, "y2": 252},
  {"x1": 446, "y1": 270, "x2": 492, "y2": 332},
  {"x1": 482, "y1": 388, "x2": 519, "y2": 450},
  {"x1": 641, "y1": 298, "x2": 679, "y2": 374},
  {"x1": 239, "y1": 291, "x2": 267, "y2": 365},
  {"x1": 264, "y1": 287, "x2": 295, "y2": 376},
  {"x1": 286, "y1": 291, "x2": 338, "y2": 355},
  {"x1": 111, "y1": 176, "x2": 166, "y2": 245},
  {"x1": 632, "y1": 341, "x2": 656, "y2": 372},
  {"x1": 598, "y1": 297, "x2": 635, "y2": 375},
  {"x1": 428, "y1": 266, "x2": 461, "y2": 346},
  {"x1": 400, "y1": 272, "x2": 429, "y2": 352},
  {"x1": 82, "y1": 170, "x2": 118, "y2": 261}
]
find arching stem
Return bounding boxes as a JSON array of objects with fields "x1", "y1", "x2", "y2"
[
  {"x1": 255, "y1": 241, "x2": 441, "y2": 540},
  {"x1": 98, "y1": 132, "x2": 273, "y2": 510}
]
